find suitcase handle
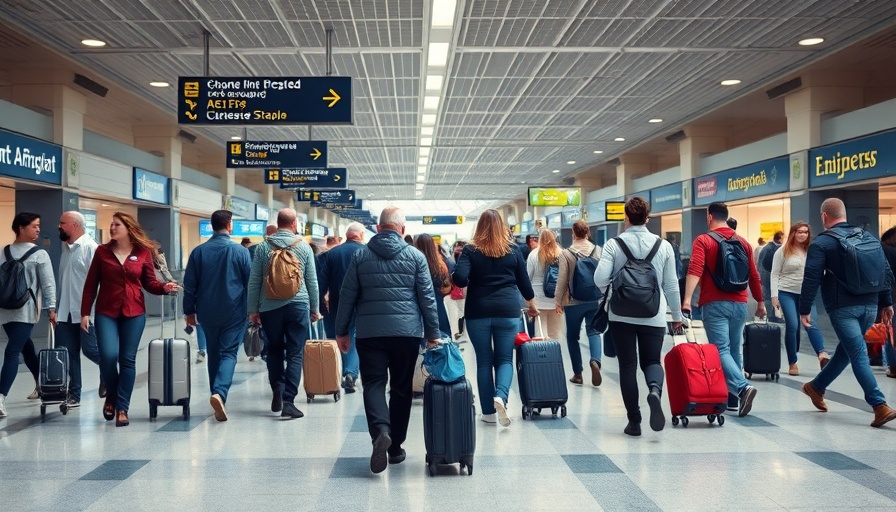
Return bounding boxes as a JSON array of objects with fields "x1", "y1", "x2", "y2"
[
  {"x1": 48, "y1": 323, "x2": 55, "y2": 350},
  {"x1": 159, "y1": 292, "x2": 181, "y2": 340}
]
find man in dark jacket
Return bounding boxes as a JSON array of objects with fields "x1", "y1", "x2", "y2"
[
  {"x1": 799, "y1": 198, "x2": 896, "y2": 428},
  {"x1": 319, "y1": 222, "x2": 366, "y2": 393},
  {"x1": 183, "y1": 210, "x2": 251, "y2": 422},
  {"x1": 758, "y1": 230, "x2": 784, "y2": 323},
  {"x1": 335, "y1": 207, "x2": 440, "y2": 474}
]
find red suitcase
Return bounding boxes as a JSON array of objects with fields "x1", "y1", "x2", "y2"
[{"x1": 664, "y1": 341, "x2": 728, "y2": 427}]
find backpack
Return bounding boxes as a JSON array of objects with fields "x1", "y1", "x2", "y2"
[
  {"x1": 543, "y1": 259, "x2": 559, "y2": 299},
  {"x1": 0, "y1": 245, "x2": 40, "y2": 310},
  {"x1": 609, "y1": 237, "x2": 663, "y2": 318},
  {"x1": 567, "y1": 246, "x2": 601, "y2": 302},
  {"x1": 265, "y1": 239, "x2": 303, "y2": 300},
  {"x1": 707, "y1": 231, "x2": 750, "y2": 292},
  {"x1": 821, "y1": 226, "x2": 890, "y2": 295}
]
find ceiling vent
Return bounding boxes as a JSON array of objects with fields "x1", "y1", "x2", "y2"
[
  {"x1": 562, "y1": 177, "x2": 576, "y2": 186},
  {"x1": 665, "y1": 130, "x2": 687, "y2": 144},
  {"x1": 178, "y1": 130, "x2": 197, "y2": 143},
  {"x1": 73, "y1": 73, "x2": 108, "y2": 97},
  {"x1": 766, "y1": 77, "x2": 802, "y2": 100},
  {"x1": 607, "y1": 157, "x2": 622, "y2": 166}
]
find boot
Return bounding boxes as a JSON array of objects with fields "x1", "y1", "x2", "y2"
[
  {"x1": 624, "y1": 412, "x2": 641, "y2": 436},
  {"x1": 871, "y1": 403, "x2": 896, "y2": 428}
]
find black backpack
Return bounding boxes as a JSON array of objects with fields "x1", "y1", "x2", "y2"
[
  {"x1": 567, "y1": 246, "x2": 601, "y2": 302},
  {"x1": 610, "y1": 237, "x2": 663, "y2": 318},
  {"x1": 821, "y1": 226, "x2": 890, "y2": 295},
  {"x1": 0, "y1": 245, "x2": 40, "y2": 310},
  {"x1": 543, "y1": 259, "x2": 559, "y2": 299},
  {"x1": 707, "y1": 231, "x2": 750, "y2": 292}
]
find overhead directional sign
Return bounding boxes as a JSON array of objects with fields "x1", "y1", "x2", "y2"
[
  {"x1": 227, "y1": 141, "x2": 326, "y2": 169},
  {"x1": 268, "y1": 168, "x2": 347, "y2": 189},
  {"x1": 299, "y1": 189, "x2": 355, "y2": 205},
  {"x1": 422, "y1": 215, "x2": 465, "y2": 225},
  {"x1": 178, "y1": 76, "x2": 353, "y2": 125}
]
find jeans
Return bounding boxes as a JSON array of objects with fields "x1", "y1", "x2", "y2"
[
  {"x1": 203, "y1": 319, "x2": 244, "y2": 402},
  {"x1": 324, "y1": 315, "x2": 359, "y2": 379},
  {"x1": 610, "y1": 322, "x2": 665, "y2": 420},
  {"x1": 356, "y1": 336, "x2": 419, "y2": 451},
  {"x1": 812, "y1": 305, "x2": 885, "y2": 407},
  {"x1": 55, "y1": 320, "x2": 100, "y2": 401},
  {"x1": 196, "y1": 324, "x2": 207, "y2": 352},
  {"x1": 0, "y1": 322, "x2": 35, "y2": 396},
  {"x1": 95, "y1": 313, "x2": 146, "y2": 412},
  {"x1": 260, "y1": 303, "x2": 310, "y2": 403},
  {"x1": 564, "y1": 302, "x2": 601, "y2": 375},
  {"x1": 702, "y1": 301, "x2": 749, "y2": 395},
  {"x1": 778, "y1": 291, "x2": 827, "y2": 365},
  {"x1": 466, "y1": 317, "x2": 517, "y2": 414}
]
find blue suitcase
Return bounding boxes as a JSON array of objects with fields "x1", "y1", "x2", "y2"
[
  {"x1": 516, "y1": 340, "x2": 568, "y2": 420},
  {"x1": 423, "y1": 378, "x2": 475, "y2": 476}
]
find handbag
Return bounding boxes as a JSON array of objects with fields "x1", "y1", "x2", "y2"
[
  {"x1": 864, "y1": 322, "x2": 894, "y2": 346},
  {"x1": 450, "y1": 284, "x2": 465, "y2": 300},
  {"x1": 589, "y1": 286, "x2": 611, "y2": 334},
  {"x1": 515, "y1": 311, "x2": 533, "y2": 346},
  {"x1": 422, "y1": 341, "x2": 465, "y2": 383}
]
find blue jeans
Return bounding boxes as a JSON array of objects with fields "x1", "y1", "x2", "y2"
[
  {"x1": 466, "y1": 317, "x2": 517, "y2": 414},
  {"x1": 0, "y1": 322, "x2": 35, "y2": 396},
  {"x1": 196, "y1": 324, "x2": 207, "y2": 352},
  {"x1": 702, "y1": 301, "x2": 749, "y2": 395},
  {"x1": 202, "y1": 319, "x2": 244, "y2": 402},
  {"x1": 813, "y1": 305, "x2": 885, "y2": 407},
  {"x1": 95, "y1": 313, "x2": 146, "y2": 412},
  {"x1": 55, "y1": 320, "x2": 100, "y2": 401},
  {"x1": 260, "y1": 303, "x2": 310, "y2": 403},
  {"x1": 564, "y1": 302, "x2": 602, "y2": 375},
  {"x1": 778, "y1": 291, "x2": 827, "y2": 365},
  {"x1": 324, "y1": 315, "x2": 359, "y2": 379}
]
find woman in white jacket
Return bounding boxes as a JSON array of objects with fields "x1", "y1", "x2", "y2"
[
  {"x1": 594, "y1": 197, "x2": 682, "y2": 437},
  {"x1": 526, "y1": 229, "x2": 564, "y2": 341}
]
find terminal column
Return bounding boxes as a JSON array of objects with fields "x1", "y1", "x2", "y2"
[
  {"x1": 678, "y1": 127, "x2": 728, "y2": 256},
  {"x1": 10, "y1": 72, "x2": 87, "y2": 150},
  {"x1": 133, "y1": 126, "x2": 182, "y2": 269}
]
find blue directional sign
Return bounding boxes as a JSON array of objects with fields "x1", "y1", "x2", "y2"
[
  {"x1": 227, "y1": 141, "x2": 326, "y2": 169},
  {"x1": 298, "y1": 189, "x2": 355, "y2": 204},
  {"x1": 422, "y1": 215, "x2": 465, "y2": 225},
  {"x1": 178, "y1": 76, "x2": 353, "y2": 125},
  {"x1": 268, "y1": 168, "x2": 347, "y2": 188}
]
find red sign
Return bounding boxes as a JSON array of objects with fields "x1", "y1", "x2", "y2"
[{"x1": 696, "y1": 177, "x2": 717, "y2": 199}]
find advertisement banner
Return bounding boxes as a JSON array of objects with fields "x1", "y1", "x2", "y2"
[
  {"x1": 693, "y1": 156, "x2": 789, "y2": 206},
  {"x1": 133, "y1": 167, "x2": 169, "y2": 204},
  {"x1": 808, "y1": 129, "x2": 896, "y2": 188},
  {"x1": 528, "y1": 187, "x2": 581, "y2": 206},
  {"x1": 648, "y1": 182, "x2": 683, "y2": 213}
]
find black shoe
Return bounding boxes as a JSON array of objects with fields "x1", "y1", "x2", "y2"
[
  {"x1": 413, "y1": 392, "x2": 424, "y2": 400},
  {"x1": 623, "y1": 421, "x2": 641, "y2": 437},
  {"x1": 280, "y1": 401, "x2": 304, "y2": 419},
  {"x1": 388, "y1": 448, "x2": 406, "y2": 465},
  {"x1": 271, "y1": 391, "x2": 283, "y2": 413},
  {"x1": 647, "y1": 388, "x2": 665, "y2": 432},
  {"x1": 343, "y1": 376, "x2": 356, "y2": 394},
  {"x1": 738, "y1": 385, "x2": 757, "y2": 418},
  {"x1": 371, "y1": 432, "x2": 392, "y2": 474},
  {"x1": 727, "y1": 393, "x2": 739, "y2": 412}
]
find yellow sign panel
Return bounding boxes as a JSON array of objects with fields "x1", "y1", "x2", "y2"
[
  {"x1": 183, "y1": 82, "x2": 199, "y2": 98},
  {"x1": 230, "y1": 143, "x2": 242, "y2": 155},
  {"x1": 606, "y1": 201, "x2": 625, "y2": 222},
  {"x1": 267, "y1": 169, "x2": 279, "y2": 182},
  {"x1": 760, "y1": 221, "x2": 784, "y2": 242}
]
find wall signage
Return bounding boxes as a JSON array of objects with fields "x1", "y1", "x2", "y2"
[
  {"x1": 200, "y1": 219, "x2": 265, "y2": 238},
  {"x1": 808, "y1": 129, "x2": 895, "y2": 188},
  {"x1": 133, "y1": 167, "x2": 169, "y2": 205},
  {"x1": 422, "y1": 215, "x2": 465, "y2": 225},
  {"x1": 224, "y1": 196, "x2": 254, "y2": 218},
  {"x1": 692, "y1": 156, "x2": 789, "y2": 206},
  {"x1": 0, "y1": 128, "x2": 62, "y2": 186},
  {"x1": 647, "y1": 182, "x2": 683, "y2": 213},
  {"x1": 605, "y1": 201, "x2": 625, "y2": 222}
]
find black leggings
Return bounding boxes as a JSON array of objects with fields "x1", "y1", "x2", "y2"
[{"x1": 610, "y1": 321, "x2": 665, "y2": 420}]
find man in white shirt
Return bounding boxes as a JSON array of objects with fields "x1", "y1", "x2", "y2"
[{"x1": 56, "y1": 211, "x2": 102, "y2": 406}]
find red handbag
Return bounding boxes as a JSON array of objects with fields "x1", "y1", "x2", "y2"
[
  {"x1": 450, "y1": 284, "x2": 465, "y2": 300},
  {"x1": 864, "y1": 322, "x2": 893, "y2": 346}
]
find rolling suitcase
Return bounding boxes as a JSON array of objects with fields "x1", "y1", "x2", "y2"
[
  {"x1": 39, "y1": 326, "x2": 70, "y2": 418},
  {"x1": 743, "y1": 320, "x2": 782, "y2": 381},
  {"x1": 664, "y1": 324, "x2": 728, "y2": 427},
  {"x1": 303, "y1": 336, "x2": 342, "y2": 402},
  {"x1": 423, "y1": 378, "x2": 475, "y2": 477},
  {"x1": 516, "y1": 339, "x2": 568, "y2": 420},
  {"x1": 148, "y1": 294, "x2": 191, "y2": 419}
]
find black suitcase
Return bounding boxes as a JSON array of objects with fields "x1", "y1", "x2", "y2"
[
  {"x1": 39, "y1": 326, "x2": 70, "y2": 418},
  {"x1": 516, "y1": 340, "x2": 568, "y2": 420},
  {"x1": 743, "y1": 321, "x2": 782, "y2": 381},
  {"x1": 423, "y1": 378, "x2": 475, "y2": 477}
]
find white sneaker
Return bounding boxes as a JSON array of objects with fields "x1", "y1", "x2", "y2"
[
  {"x1": 481, "y1": 413, "x2": 497, "y2": 424},
  {"x1": 0, "y1": 394, "x2": 7, "y2": 417},
  {"x1": 27, "y1": 387, "x2": 40, "y2": 400},
  {"x1": 493, "y1": 397, "x2": 511, "y2": 427}
]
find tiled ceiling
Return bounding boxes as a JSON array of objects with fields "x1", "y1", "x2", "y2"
[{"x1": 1, "y1": 0, "x2": 896, "y2": 212}]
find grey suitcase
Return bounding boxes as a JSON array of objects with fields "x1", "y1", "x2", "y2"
[
  {"x1": 148, "y1": 294, "x2": 191, "y2": 419},
  {"x1": 39, "y1": 326, "x2": 71, "y2": 418}
]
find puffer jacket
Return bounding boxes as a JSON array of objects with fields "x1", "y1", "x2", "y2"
[{"x1": 335, "y1": 230, "x2": 440, "y2": 340}]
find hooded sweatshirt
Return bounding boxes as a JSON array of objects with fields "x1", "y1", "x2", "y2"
[{"x1": 247, "y1": 229, "x2": 319, "y2": 314}]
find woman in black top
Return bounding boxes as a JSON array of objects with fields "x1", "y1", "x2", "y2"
[{"x1": 453, "y1": 210, "x2": 537, "y2": 427}]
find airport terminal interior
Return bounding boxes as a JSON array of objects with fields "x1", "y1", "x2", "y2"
[{"x1": 2, "y1": 1, "x2": 896, "y2": 510}]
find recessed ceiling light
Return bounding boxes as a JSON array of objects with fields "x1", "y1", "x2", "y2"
[
  {"x1": 798, "y1": 37, "x2": 824, "y2": 46},
  {"x1": 422, "y1": 114, "x2": 437, "y2": 125},
  {"x1": 552, "y1": 169, "x2": 560, "y2": 173},
  {"x1": 520, "y1": 180, "x2": 526, "y2": 184},
  {"x1": 81, "y1": 39, "x2": 106, "y2": 47},
  {"x1": 419, "y1": 147, "x2": 431, "y2": 157},
  {"x1": 149, "y1": 81, "x2": 170, "y2": 88},
  {"x1": 649, "y1": 118, "x2": 663, "y2": 123},
  {"x1": 614, "y1": 137, "x2": 625, "y2": 142},
  {"x1": 593, "y1": 150, "x2": 603, "y2": 154},
  {"x1": 567, "y1": 161, "x2": 575, "y2": 165},
  {"x1": 421, "y1": 126, "x2": 434, "y2": 136},
  {"x1": 230, "y1": 136, "x2": 242, "y2": 140},
  {"x1": 720, "y1": 79, "x2": 741, "y2": 86},
  {"x1": 420, "y1": 137, "x2": 433, "y2": 146},
  {"x1": 101, "y1": 203, "x2": 110, "y2": 207},
  {"x1": 416, "y1": 176, "x2": 425, "y2": 182}
]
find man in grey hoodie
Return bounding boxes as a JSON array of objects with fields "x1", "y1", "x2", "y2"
[
  {"x1": 335, "y1": 207, "x2": 440, "y2": 474},
  {"x1": 247, "y1": 208, "x2": 320, "y2": 419}
]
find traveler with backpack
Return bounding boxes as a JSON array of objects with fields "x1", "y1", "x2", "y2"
[
  {"x1": 526, "y1": 229, "x2": 564, "y2": 341},
  {"x1": 799, "y1": 198, "x2": 896, "y2": 428},
  {"x1": 594, "y1": 197, "x2": 682, "y2": 436},
  {"x1": 247, "y1": 208, "x2": 320, "y2": 420},
  {"x1": 81, "y1": 212, "x2": 179, "y2": 426},
  {"x1": 682, "y1": 202, "x2": 763, "y2": 418},
  {"x1": 445, "y1": 241, "x2": 468, "y2": 342},
  {"x1": 0, "y1": 212, "x2": 57, "y2": 418},
  {"x1": 769, "y1": 222, "x2": 830, "y2": 375},
  {"x1": 554, "y1": 220, "x2": 603, "y2": 387}
]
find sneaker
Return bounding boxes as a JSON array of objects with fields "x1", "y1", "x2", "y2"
[
  {"x1": 788, "y1": 364, "x2": 799, "y2": 376},
  {"x1": 738, "y1": 385, "x2": 757, "y2": 417},
  {"x1": 210, "y1": 394, "x2": 227, "y2": 422},
  {"x1": 195, "y1": 350, "x2": 206, "y2": 363},
  {"x1": 271, "y1": 391, "x2": 283, "y2": 413},
  {"x1": 623, "y1": 421, "x2": 641, "y2": 436},
  {"x1": 590, "y1": 360, "x2": 603, "y2": 387},
  {"x1": 370, "y1": 432, "x2": 392, "y2": 474},
  {"x1": 27, "y1": 387, "x2": 40, "y2": 400},
  {"x1": 801, "y1": 382, "x2": 828, "y2": 412},
  {"x1": 388, "y1": 448, "x2": 406, "y2": 465},
  {"x1": 819, "y1": 352, "x2": 830, "y2": 370},
  {"x1": 481, "y1": 413, "x2": 497, "y2": 424},
  {"x1": 0, "y1": 394, "x2": 7, "y2": 417},
  {"x1": 647, "y1": 387, "x2": 665, "y2": 432},
  {"x1": 871, "y1": 403, "x2": 896, "y2": 428},
  {"x1": 280, "y1": 401, "x2": 304, "y2": 419},
  {"x1": 343, "y1": 376, "x2": 356, "y2": 394},
  {"x1": 493, "y1": 397, "x2": 511, "y2": 427},
  {"x1": 727, "y1": 393, "x2": 739, "y2": 412},
  {"x1": 65, "y1": 398, "x2": 81, "y2": 409}
]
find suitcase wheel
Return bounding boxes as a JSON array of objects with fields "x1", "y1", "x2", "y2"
[
  {"x1": 708, "y1": 414, "x2": 716, "y2": 424},
  {"x1": 60, "y1": 403, "x2": 68, "y2": 415},
  {"x1": 333, "y1": 391, "x2": 340, "y2": 402},
  {"x1": 183, "y1": 405, "x2": 190, "y2": 419},
  {"x1": 717, "y1": 415, "x2": 725, "y2": 426},
  {"x1": 459, "y1": 462, "x2": 473, "y2": 476},
  {"x1": 560, "y1": 405, "x2": 567, "y2": 418},
  {"x1": 681, "y1": 416, "x2": 689, "y2": 427},
  {"x1": 40, "y1": 404, "x2": 46, "y2": 419},
  {"x1": 671, "y1": 416, "x2": 679, "y2": 426},
  {"x1": 428, "y1": 464, "x2": 437, "y2": 477},
  {"x1": 306, "y1": 394, "x2": 315, "y2": 403},
  {"x1": 746, "y1": 372, "x2": 754, "y2": 380},
  {"x1": 521, "y1": 406, "x2": 532, "y2": 421},
  {"x1": 550, "y1": 406, "x2": 558, "y2": 417},
  {"x1": 150, "y1": 404, "x2": 158, "y2": 420}
]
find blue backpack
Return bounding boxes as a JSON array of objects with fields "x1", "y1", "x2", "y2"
[
  {"x1": 543, "y1": 259, "x2": 559, "y2": 298},
  {"x1": 821, "y1": 226, "x2": 890, "y2": 295},
  {"x1": 567, "y1": 246, "x2": 601, "y2": 302}
]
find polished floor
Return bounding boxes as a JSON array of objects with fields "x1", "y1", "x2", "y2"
[{"x1": 2, "y1": 317, "x2": 896, "y2": 512}]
